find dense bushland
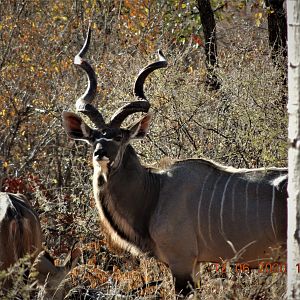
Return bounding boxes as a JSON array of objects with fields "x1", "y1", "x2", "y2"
[{"x1": 0, "y1": 1, "x2": 287, "y2": 299}]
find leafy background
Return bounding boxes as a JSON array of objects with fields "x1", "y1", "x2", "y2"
[{"x1": 0, "y1": 0, "x2": 287, "y2": 298}]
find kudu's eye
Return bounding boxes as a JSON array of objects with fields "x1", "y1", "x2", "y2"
[{"x1": 114, "y1": 134, "x2": 122, "y2": 142}]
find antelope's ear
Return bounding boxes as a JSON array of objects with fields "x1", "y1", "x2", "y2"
[
  {"x1": 31, "y1": 251, "x2": 57, "y2": 284},
  {"x1": 128, "y1": 114, "x2": 151, "y2": 139},
  {"x1": 64, "y1": 245, "x2": 82, "y2": 270},
  {"x1": 62, "y1": 111, "x2": 93, "y2": 144}
]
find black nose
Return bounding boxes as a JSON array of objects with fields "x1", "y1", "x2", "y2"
[{"x1": 94, "y1": 149, "x2": 107, "y2": 159}]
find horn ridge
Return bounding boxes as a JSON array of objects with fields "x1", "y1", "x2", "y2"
[
  {"x1": 74, "y1": 24, "x2": 106, "y2": 129},
  {"x1": 109, "y1": 101, "x2": 150, "y2": 128},
  {"x1": 134, "y1": 49, "x2": 168, "y2": 100},
  {"x1": 109, "y1": 50, "x2": 167, "y2": 128}
]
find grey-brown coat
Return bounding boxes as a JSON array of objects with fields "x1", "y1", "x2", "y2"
[{"x1": 0, "y1": 192, "x2": 81, "y2": 299}]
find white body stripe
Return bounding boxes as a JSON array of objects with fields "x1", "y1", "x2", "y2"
[
  {"x1": 272, "y1": 174, "x2": 288, "y2": 189},
  {"x1": 271, "y1": 186, "x2": 277, "y2": 239},
  {"x1": 245, "y1": 181, "x2": 250, "y2": 234},
  {"x1": 231, "y1": 178, "x2": 239, "y2": 222},
  {"x1": 208, "y1": 174, "x2": 223, "y2": 243},
  {"x1": 220, "y1": 174, "x2": 234, "y2": 238},
  {"x1": 256, "y1": 183, "x2": 260, "y2": 219},
  {"x1": 197, "y1": 169, "x2": 213, "y2": 248}
]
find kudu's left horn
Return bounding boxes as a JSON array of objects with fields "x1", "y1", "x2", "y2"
[{"x1": 74, "y1": 24, "x2": 106, "y2": 129}]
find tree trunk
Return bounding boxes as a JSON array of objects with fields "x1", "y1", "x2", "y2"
[
  {"x1": 265, "y1": 0, "x2": 288, "y2": 107},
  {"x1": 197, "y1": 0, "x2": 220, "y2": 90},
  {"x1": 265, "y1": 0, "x2": 287, "y2": 61},
  {"x1": 287, "y1": 0, "x2": 300, "y2": 298}
]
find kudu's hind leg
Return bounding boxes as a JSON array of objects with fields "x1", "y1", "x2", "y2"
[
  {"x1": 173, "y1": 273, "x2": 194, "y2": 296},
  {"x1": 168, "y1": 260, "x2": 196, "y2": 296}
]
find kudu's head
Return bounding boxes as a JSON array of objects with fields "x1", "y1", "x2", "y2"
[
  {"x1": 32, "y1": 243, "x2": 81, "y2": 299},
  {"x1": 62, "y1": 26, "x2": 167, "y2": 177}
]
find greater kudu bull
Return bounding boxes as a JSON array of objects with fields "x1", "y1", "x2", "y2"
[
  {"x1": 0, "y1": 192, "x2": 81, "y2": 299},
  {"x1": 62, "y1": 27, "x2": 288, "y2": 294}
]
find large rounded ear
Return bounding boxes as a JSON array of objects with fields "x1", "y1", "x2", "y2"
[
  {"x1": 62, "y1": 111, "x2": 94, "y2": 144},
  {"x1": 128, "y1": 114, "x2": 151, "y2": 139},
  {"x1": 31, "y1": 251, "x2": 57, "y2": 284},
  {"x1": 63, "y1": 241, "x2": 82, "y2": 270}
]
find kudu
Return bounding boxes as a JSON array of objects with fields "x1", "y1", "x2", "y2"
[
  {"x1": 62, "y1": 28, "x2": 288, "y2": 294},
  {"x1": 0, "y1": 192, "x2": 81, "y2": 299}
]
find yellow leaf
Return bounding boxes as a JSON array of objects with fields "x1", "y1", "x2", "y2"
[
  {"x1": 255, "y1": 12, "x2": 263, "y2": 27},
  {"x1": 21, "y1": 53, "x2": 31, "y2": 62}
]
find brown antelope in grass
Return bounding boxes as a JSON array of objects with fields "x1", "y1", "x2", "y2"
[
  {"x1": 62, "y1": 27, "x2": 288, "y2": 294},
  {"x1": 0, "y1": 192, "x2": 81, "y2": 299}
]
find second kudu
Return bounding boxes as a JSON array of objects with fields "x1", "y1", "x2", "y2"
[
  {"x1": 62, "y1": 27, "x2": 288, "y2": 294},
  {"x1": 0, "y1": 192, "x2": 81, "y2": 299}
]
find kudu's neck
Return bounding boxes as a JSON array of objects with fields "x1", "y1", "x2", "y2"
[
  {"x1": 113, "y1": 144, "x2": 144, "y2": 175},
  {"x1": 109, "y1": 145, "x2": 160, "y2": 210},
  {"x1": 95, "y1": 144, "x2": 160, "y2": 253}
]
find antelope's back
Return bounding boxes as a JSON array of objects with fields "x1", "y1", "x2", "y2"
[{"x1": 0, "y1": 192, "x2": 42, "y2": 269}]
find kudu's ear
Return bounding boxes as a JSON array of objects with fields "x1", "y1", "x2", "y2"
[
  {"x1": 63, "y1": 243, "x2": 82, "y2": 270},
  {"x1": 31, "y1": 251, "x2": 57, "y2": 284},
  {"x1": 62, "y1": 111, "x2": 93, "y2": 144},
  {"x1": 128, "y1": 114, "x2": 151, "y2": 139}
]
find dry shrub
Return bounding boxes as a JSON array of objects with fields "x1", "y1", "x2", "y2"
[{"x1": 0, "y1": 1, "x2": 287, "y2": 299}]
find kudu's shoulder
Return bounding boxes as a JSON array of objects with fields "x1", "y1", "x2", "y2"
[
  {"x1": 0, "y1": 192, "x2": 31, "y2": 205},
  {"x1": 0, "y1": 192, "x2": 38, "y2": 221}
]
